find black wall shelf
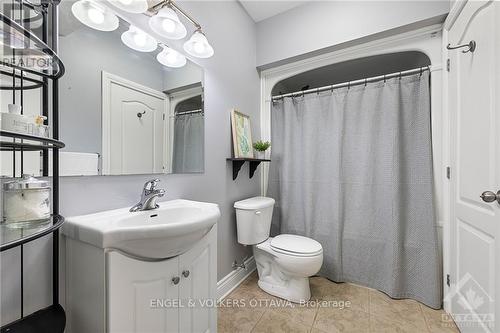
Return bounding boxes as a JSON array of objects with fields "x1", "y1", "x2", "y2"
[{"x1": 227, "y1": 158, "x2": 271, "y2": 180}]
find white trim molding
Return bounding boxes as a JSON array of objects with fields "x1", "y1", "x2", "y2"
[
  {"x1": 217, "y1": 256, "x2": 256, "y2": 301},
  {"x1": 444, "y1": 0, "x2": 468, "y2": 31}
]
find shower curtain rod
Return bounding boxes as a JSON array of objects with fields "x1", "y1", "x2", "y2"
[
  {"x1": 271, "y1": 66, "x2": 433, "y2": 100},
  {"x1": 176, "y1": 109, "x2": 203, "y2": 115}
]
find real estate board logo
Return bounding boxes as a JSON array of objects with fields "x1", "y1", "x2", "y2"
[
  {"x1": 444, "y1": 273, "x2": 494, "y2": 330},
  {"x1": 1, "y1": 3, "x2": 54, "y2": 71}
]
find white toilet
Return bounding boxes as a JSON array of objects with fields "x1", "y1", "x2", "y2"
[{"x1": 234, "y1": 196, "x2": 323, "y2": 303}]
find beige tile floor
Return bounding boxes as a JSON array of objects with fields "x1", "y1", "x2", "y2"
[{"x1": 218, "y1": 271, "x2": 459, "y2": 333}]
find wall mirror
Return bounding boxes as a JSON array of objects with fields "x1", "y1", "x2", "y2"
[{"x1": 0, "y1": 3, "x2": 204, "y2": 177}]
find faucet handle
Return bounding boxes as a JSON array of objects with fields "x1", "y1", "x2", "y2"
[{"x1": 143, "y1": 179, "x2": 161, "y2": 191}]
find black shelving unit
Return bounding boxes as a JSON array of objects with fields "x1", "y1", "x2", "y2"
[
  {"x1": 1, "y1": 1, "x2": 66, "y2": 332},
  {"x1": 227, "y1": 158, "x2": 271, "y2": 180}
]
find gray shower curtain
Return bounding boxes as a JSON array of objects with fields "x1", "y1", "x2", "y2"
[
  {"x1": 172, "y1": 113, "x2": 204, "y2": 173},
  {"x1": 267, "y1": 71, "x2": 441, "y2": 308}
]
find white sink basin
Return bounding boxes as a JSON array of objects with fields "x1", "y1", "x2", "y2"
[{"x1": 62, "y1": 199, "x2": 220, "y2": 259}]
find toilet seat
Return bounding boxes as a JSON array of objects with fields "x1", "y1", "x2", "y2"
[{"x1": 270, "y1": 234, "x2": 323, "y2": 257}]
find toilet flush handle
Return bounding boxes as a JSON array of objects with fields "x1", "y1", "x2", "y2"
[{"x1": 255, "y1": 211, "x2": 261, "y2": 215}]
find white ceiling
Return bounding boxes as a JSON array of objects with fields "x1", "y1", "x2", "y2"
[{"x1": 239, "y1": 1, "x2": 308, "y2": 22}]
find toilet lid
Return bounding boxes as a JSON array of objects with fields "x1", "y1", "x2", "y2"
[{"x1": 270, "y1": 234, "x2": 322, "y2": 255}]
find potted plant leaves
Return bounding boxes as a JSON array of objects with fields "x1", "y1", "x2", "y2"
[{"x1": 252, "y1": 140, "x2": 271, "y2": 159}]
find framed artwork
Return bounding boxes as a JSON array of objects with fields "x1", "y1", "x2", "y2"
[{"x1": 231, "y1": 109, "x2": 253, "y2": 158}]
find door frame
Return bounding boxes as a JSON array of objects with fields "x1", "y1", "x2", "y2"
[
  {"x1": 101, "y1": 71, "x2": 169, "y2": 175},
  {"x1": 444, "y1": 0, "x2": 499, "y2": 325}
]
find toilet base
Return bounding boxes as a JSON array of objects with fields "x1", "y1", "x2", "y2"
[{"x1": 257, "y1": 276, "x2": 311, "y2": 303}]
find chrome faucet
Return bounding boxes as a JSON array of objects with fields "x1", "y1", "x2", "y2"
[{"x1": 129, "y1": 179, "x2": 166, "y2": 212}]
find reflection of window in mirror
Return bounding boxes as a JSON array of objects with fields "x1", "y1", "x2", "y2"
[{"x1": 165, "y1": 83, "x2": 204, "y2": 174}]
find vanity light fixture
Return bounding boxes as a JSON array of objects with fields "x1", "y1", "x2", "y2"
[
  {"x1": 121, "y1": 25, "x2": 157, "y2": 52},
  {"x1": 108, "y1": 0, "x2": 148, "y2": 14},
  {"x1": 148, "y1": 6, "x2": 186, "y2": 40},
  {"x1": 183, "y1": 29, "x2": 214, "y2": 58},
  {"x1": 156, "y1": 44, "x2": 186, "y2": 68},
  {"x1": 71, "y1": 0, "x2": 119, "y2": 31},
  {"x1": 148, "y1": 0, "x2": 214, "y2": 58}
]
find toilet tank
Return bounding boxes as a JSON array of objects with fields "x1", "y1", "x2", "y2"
[{"x1": 234, "y1": 197, "x2": 275, "y2": 245}]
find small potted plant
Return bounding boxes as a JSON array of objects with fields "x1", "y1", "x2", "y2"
[{"x1": 253, "y1": 140, "x2": 271, "y2": 159}]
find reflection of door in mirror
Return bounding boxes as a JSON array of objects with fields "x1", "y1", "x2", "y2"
[{"x1": 102, "y1": 72, "x2": 166, "y2": 175}]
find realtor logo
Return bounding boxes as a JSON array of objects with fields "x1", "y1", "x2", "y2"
[{"x1": 444, "y1": 273, "x2": 495, "y2": 330}]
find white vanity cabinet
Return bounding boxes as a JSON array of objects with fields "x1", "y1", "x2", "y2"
[{"x1": 66, "y1": 225, "x2": 217, "y2": 333}]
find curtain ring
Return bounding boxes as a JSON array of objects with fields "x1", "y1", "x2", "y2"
[
  {"x1": 399, "y1": 72, "x2": 402, "y2": 80},
  {"x1": 419, "y1": 67, "x2": 423, "y2": 76},
  {"x1": 364, "y1": 78, "x2": 367, "y2": 87},
  {"x1": 347, "y1": 81, "x2": 351, "y2": 90},
  {"x1": 383, "y1": 75, "x2": 386, "y2": 83},
  {"x1": 317, "y1": 87, "x2": 320, "y2": 95}
]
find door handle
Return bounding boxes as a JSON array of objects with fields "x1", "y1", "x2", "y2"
[
  {"x1": 182, "y1": 270, "x2": 190, "y2": 278},
  {"x1": 480, "y1": 190, "x2": 500, "y2": 204},
  {"x1": 172, "y1": 276, "x2": 180, "y2": 285}
]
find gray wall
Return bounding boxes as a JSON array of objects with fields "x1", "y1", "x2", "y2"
[
  {"x1": 256, "y1": 0, "x2": 449, "y2": 67},
  {"x1": 1, "y1": 0, "x2": 259, "y2": 324}
]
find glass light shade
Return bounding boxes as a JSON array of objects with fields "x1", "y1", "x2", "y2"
[
  {"x1": 149, "y1": 7, "x2": 186, "y2": 40},
  {"x1": 71, "y1": 0, "x2": 119, "y2": 32},
  {"x1": 121, "y1": 26, "x2": 157, "y2": 52},
  {"x1": 108, "y1": 0, "x2": 148, "y2": 14},
  {"x1": 156, "y1": 46, "x2": 186, "y2": 68},
  {"x1": 183, "y1": 30, "x2": 214, "y2": 58}
]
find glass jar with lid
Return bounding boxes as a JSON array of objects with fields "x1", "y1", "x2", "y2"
[{"x1": 2, "y1": 174, "x2": 51, "y2": 228}]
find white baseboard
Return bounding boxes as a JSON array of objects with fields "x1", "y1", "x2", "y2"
[{"x1": 217, "y1": 256, "x2": 256, "y2": 301}]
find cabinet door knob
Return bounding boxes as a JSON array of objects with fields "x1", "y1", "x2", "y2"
[
  {"x1": 172, "y1": 276, "x2": 180, "y2": 285},
  {"x1": 182, "y1": 270, "x2": 190, "y2": 278}
]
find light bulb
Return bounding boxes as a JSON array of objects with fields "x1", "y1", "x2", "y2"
[
  {"x1": 193, "y1": 41, "x2": 206, "y2": 54},
  {"x1": 157, "y1": 45, "x2": 186, "y2": 68},
  {"x1": 149, "y1": 7, "x2": 186, "y2": 40},
  {"x1": 109, "y1": 0, "x2": 147, "y2": 13},
  {"x1": 121, "y1": 26, "x2": 157, "y2": 52},
  {"x1": 72, "y1": 0, "x2": 119, "y2": 31},
  {"x1": 166, "y1": 52, "x2": 178, "y2": 63},
  {"x1": 133, "y1": 33, "x2": 146, "y2": 46},
  {"x1": 87, "y1": 7, "x2": 104, "y2": 24},
  {"x1": 183, "y1": 30, "x2": 214, "y2": 58},
  {"x1": 161, "y1": 18, "x2": 176, "y2": 33}
]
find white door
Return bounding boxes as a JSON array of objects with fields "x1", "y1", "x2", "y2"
[
  {"x1": 107, "y1": 251, "x2": 180, "y2": 333},
  {"x1": 179, "y1": 227, "x2": 216, "y2": 333},
  {"x1": 102, "y1": 72, "x2": 165, "y2": 175},
  {"x1": 447, "y1": 1, "x2": 500, "y2": 332}
]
